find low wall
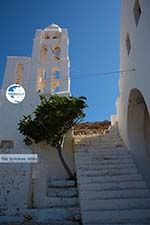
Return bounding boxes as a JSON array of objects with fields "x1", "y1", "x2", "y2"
[
  {"x1": 0, "y1": 163, "x2": 32, "y2": 216},
  {"x1": 0, "y1": 130, "x2": 74, "y2": 211}
]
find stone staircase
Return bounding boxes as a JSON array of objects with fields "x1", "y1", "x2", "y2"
[
  {"x1": 0, "y1": 179, "x2": 81, "y2": 225},
  {"x1": 74, "y1": 125, "x2": 150, "y2": 225},
  {"x1": 44, "y1": 179, "x2": 81, "y2": 224}
]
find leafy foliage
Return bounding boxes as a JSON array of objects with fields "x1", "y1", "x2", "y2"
[{"x1": 18, "y1": 95, "x2": 87, "y2": 148}]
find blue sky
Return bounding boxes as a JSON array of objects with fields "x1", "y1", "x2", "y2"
[{"x1": 0, "y1": 0, "x2": 121, "y2": 122}]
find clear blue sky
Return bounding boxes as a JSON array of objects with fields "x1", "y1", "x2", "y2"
[{"x1": 0, "y1": 0, "x2": 121, "y2": 122}]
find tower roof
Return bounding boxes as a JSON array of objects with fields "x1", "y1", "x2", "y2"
[{"x1": 45, "y1": 23, "x2": 62, "y2": 32}]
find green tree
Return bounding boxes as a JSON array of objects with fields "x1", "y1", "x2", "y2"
[{"x1": 18, "y1": 95, "x2": 87, "y2": 179}]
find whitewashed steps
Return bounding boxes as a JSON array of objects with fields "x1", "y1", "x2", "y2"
[
  {"x1": 47, "y1": 179, "x2": 79, "y2": 208},
  {"x1": 45, "y1": 179, "x2": 80, "y2": 223},
  {"x1": 78, "y1": 163, "x2": 136, "y2": 170},
  {"x1": 47, "y1": 196, "x2": 79, "y2": 208},
  {"x1": 75, "y1": 147, "x2": 126, "y2": 153},
  {"x1": 76, "y1": 152, "x2": 131, "y2": 158},
  {"x1": 35, "y1": 221, "x2": 81, "y2": 225},
  {"x1": 0, "y1": 178, "x2": 81, "y2": 224},
  {"x1": 48, "y1": 179, "x2": 76, "y2": 187},
  {"x1": 31, "y1": 221, "x2": 81, "y2": 225},
  {"x1": 74, "y1": 125, "x2": 150, "y2": 224},
  {"x1": 24, "y1": 208, "x2": 80, "y2": 223},
  {"x1": 85, "y1": 224, "x2": 150, "y2": 225},
  {"x1": 77, "y1": 168, "x2": 138, "y2": 176},
  {"x1": 77, "y1": 158, "x2": 134, "y2": 165},
  {"x1": 47, "y1": 187, "x2": 78, "y2": 197},
  {"x1": 83, "y1": 209, "x2": 150, "y2": 224},
  {"x1": 0, "y1": 216, "x2": 23, "y2": 223},
  {"x1": 79, "y1": 181, "x2": 147, "y2": 191},
  {"x1": 0, "y1": 208, "x2": 80, "y2": 223},
  {"x1": 80, "y1": 189, "x2": 150, "y2": 200},
  {"x1": 78, "y1": 174, "x2": 143, "y2": 184},
  {"x1": 82, "y1": 198, "x2": 150, "y2": 211},
  {"x1": 76, "y1": 148, "x2": 130, "y2": 153}
]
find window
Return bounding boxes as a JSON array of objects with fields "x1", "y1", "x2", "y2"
[
  {"x1": 43, "y1": 31, "x2": 50, "y2": 39},
  {"x1": 39, "y1": 44, "x2": 48, "y2": 64},
  {"x1": 52, "y1": 32, "x2": 61, "y2": 39},
  {"x1": 55, "y1": 71, "x2": 60, "y2": 79},
  {"x1": 36, "y1": 68, "x2": 46, "y2": 92},
  {"x1": 51, "y1": 76, "x2": 60, "y2": 92},
  {"x1": 0, "y1": 140, "x2": 14, "y2": 149},
  {"x1": 133, "y1": 0, "x2": 141, "y2": 26},
  {"x1": 126, "y1": 33, "x2": 131, "y2": 55},
  {"x1": 52, "y1": 46, "x2": 61, "y2": 61},
  {"x1": 16, "y1": 63, "x2": 24, "y2": 84},
  {"x1": 51, "y1": 68, "x2": 60, "y2": 92}
]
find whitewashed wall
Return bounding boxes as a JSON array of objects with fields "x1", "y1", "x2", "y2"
[{"x1": 116, "y1": 0, "x2": 150, "y2": 185}]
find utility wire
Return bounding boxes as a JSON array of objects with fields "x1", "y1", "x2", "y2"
[
  {"x1": 70, "y1": 68, "x2": 135, "y2": 79},
  {"x1": 0, "y1": 68, "x2": 135, "y2": 90},
  {"x1": 20, "y1": 68, "x2": 135, "y2": 84}
]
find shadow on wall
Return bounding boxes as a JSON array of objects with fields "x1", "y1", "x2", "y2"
[{"x1": 127, "y1": 88, "x2": 150, "y2": 186}]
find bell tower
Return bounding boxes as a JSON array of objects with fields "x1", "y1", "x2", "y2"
[{"x1": 31, "y1": 24, "x2": 70, "y2": 95}]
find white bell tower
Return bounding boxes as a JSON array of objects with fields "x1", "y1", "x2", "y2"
[{"x1": 31, "y1": 23, "x2": 70, "y2": 95}]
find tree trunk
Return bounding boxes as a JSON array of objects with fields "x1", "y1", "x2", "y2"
[{"x1": 56, "y1": 144, "x2": 74, "y2": 179}]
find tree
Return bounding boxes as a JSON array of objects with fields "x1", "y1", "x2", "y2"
[{"x1": 18, "y1": 94, "x2": 87, "y2": 179}]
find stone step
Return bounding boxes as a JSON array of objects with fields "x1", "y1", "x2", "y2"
[
  {"x1": 34, "y1": 221, "x2": 81, "y2": 225},
  {"x1": 77, "y1": 158, "x2": 134, "y2": 165},
  {"x1": 79, "y1": 181, "x2": 147, "y2": 191},
  {"x1": 47, "y1": 197, "x2": 79, "y2": 207},
  {"x1": 78, "y1": 143, "x2": 124, "y2": 149},
  {"x1": 76, "y1": 155, "x2": 132, "y2": 161},
  {"x1": 20, "y1": 208, "x2": 80, "y2": 222},
  {"x1": 100, "y1": 137, "x2": 122, "y2": 141},
  {"x1": 29, "y1": 221, "x2": 81, "y2": 225},
  {"x1": 78, "y1": 137, "x2": 122, "y2": 143},
  {"x1": 80, "y1": 189, "x2": 150, "y2": 200},
  {"x1": 75, "y1": 146, "x2": 125, "y2": 152},
  {"x1": 47, "y1": 187, "x2": 78, "y2": 197},
  {"x1": 75, "y1": 145, "x2": 125, "y2": 149},
  {"x1": 82, "y1": 209, "x2": 150, "y2": 224},
  {"x1": 0, "y1": 216, "x2": 23, "y2": 223},
  {"x1": 0, "y1": 219, "x2": 81, "y2": 225},
  {"x1": 77, "y1": 163, "x2": 136, "y2": 170},
  {"x1": 76, "y1": 151, "x2": 130, "y2": 156},
  {"x1": 75, "y1": 151, "x2": 130, "y2": 157},
  {"x1": 77, "y1": 156, "x2": 134, "y2": 162},
  {"x1": 48, "y1": 179, "x2": 76, "y2": 188},
  {"x1": 0, "y1": 208, "x2": 81, "y2": 224},
  {"x1": 77, "y1": 168, "x2": 138, "y2": 176},
  {"x1": 85, "y1": 224, "x2": 150, "y2": 225},
  {"x1": 82, "y1": 198, "x2": 150, "y2": 211},
  {"x1": 76, "y1": 139, "x2": 123, "y2": 144},
  {"x1": 78, "y1": 174, "x2": 143, "y2": 184},
  {"x1": 76, "y1": 140, "x2": 124, "y2": 145}
]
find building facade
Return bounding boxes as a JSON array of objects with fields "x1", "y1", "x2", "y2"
[
  {"x1": 0, "y1": 24, "x2": 74, "y2": 213},
  {"x1": 0, "y1": 23, "x2": 70, "y2": 149},
  {"x1": 116, "y1": 0, "x2": 150, "y2": 185}
]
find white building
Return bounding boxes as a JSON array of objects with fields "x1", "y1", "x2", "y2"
[
  {"x1": 116, "y1": 0, "x2": 150, "y2": 185},
  {"x1": 0, "y1": 24, "x2": 74, "y2": 212},
  {"x1": 0, "y1": 23, "x2": 70, "y2": 149}
]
